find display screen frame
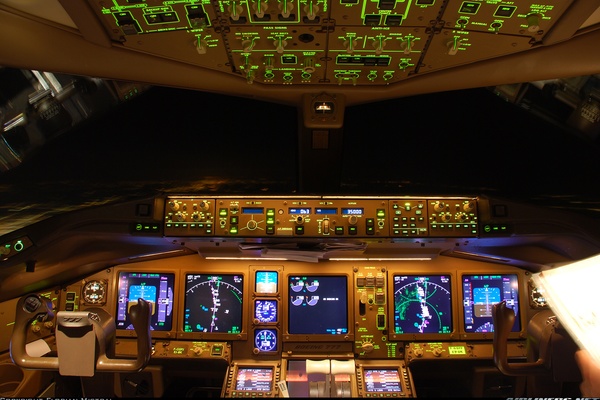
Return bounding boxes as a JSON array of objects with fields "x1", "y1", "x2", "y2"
[
  {"x1": 362, "y1": 368, "x2": 403, "y2": 393},
  {"x1": 283, "y1": 273, "x2": 354, "y2": 342},
  {"x1": 388, "y1": 271, "x2": 458, "y2": 342},
  {"x1": 355, "y1": 361, "x2": 412, "y2": 397},
  {"x1": 179, "y1": 271, "x2": 248, "y2": 341},
  {"x1": 234, "y1": 366, "x2": 274, "y2": 392},
  {"x1": 459, "y1": 270, "x2": 525, "y2": 340},
  {"x1": 113, "y1": 268, "x2": 179, "y2": 339}
]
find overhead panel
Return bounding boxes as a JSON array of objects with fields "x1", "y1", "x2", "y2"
[{"x1": 86, "y1": 0, "x2": 576, "y2": 86}]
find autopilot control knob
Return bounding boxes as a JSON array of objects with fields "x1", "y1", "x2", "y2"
[
  {"x1": 199, "y1": 201, "x2": 210, "y2": 211},
  {"x1": 433, "y1": 347, "x2": 443, "y2": 357},
  {"x1": 463, "y1": 201, "x2": 475, "y2": 212},
  {"x1": 247, "y1": 220, "x2": 258, "y2": 230},
  {"x1": 176, "y1": 212, "x2": 186, "y2": 222},
  {"x1": 168, "y1": 200, "x2": 179, "y2": 211},
  {"x1": 433, "y1": 201, "x2": 445, "y2": 212},
  {"x1": 191, "y1": 212, "x2": 200, "y2": 221},
  {"x1": 413, "y1": 348, "x2": 424, "y2": 358},
  {"x1": 295, "y1": 216, "x2": 305, "y2": 225},
  {"x1": 440, "y1": 213, "x2": 451, "y2": 222},
  {"x1": 455, "y1": 212, "x2": 467, "y2": 222},
  {"x1": 348, "y1": 215, "x2": 358, "y2": 225}
]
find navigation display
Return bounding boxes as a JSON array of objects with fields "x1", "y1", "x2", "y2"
[
  {"x1": 184, "y1": 274, "x2": 244, "y2": 334},
  {"x1": 462, "y1": 274, "x2": 520, "y2": 333},
  {"x1": 288, "y1": 275, "x2": 348, "y2": 335},
  {"x1": 363, "y1": 369, "x2": 402, "y2": 393},
  {"x1": 393, "y1": 275, "x2": 452, "y2": 334},
  {"x1": 235, "y1": 367, "x2": 273, "y2": 391},
  {"x1": 116, "y1": 272, "x2": 174, "y2": 331}
]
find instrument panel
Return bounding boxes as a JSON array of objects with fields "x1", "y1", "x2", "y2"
[
  {"x1": 56, "y1": 254, "x2": 533, "y2": 356},
  {"x1": 164, "y1": 196, "x2": 479, "y2": 238},
  {"x1": 79, "y1": 0, "x2": 573, "y2": 86}
]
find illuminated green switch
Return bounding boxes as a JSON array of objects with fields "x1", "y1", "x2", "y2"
[
  {"x1": 267, "y1": 208, "x2": 275, "y2": 217},
  {"x1": 494, "y1": 5, "x2": 516, "y2": 18},
  {"x1": 459, "y1": 2, "x2": 480, "y2": 14},
  {"x1": 229, "y1": 226, "x2": 238, "y2": 235},
  {"x1": 376, "y1": 209, "x2": 385, "y2": 218},
  {"x1": 219, "y1": 208, "x2": 228, "y2": 217}
]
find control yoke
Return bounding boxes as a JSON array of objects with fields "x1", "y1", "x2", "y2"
[
  {"x1": 492, "y1": 301, "x2": 550, "y2": 376},
  {"x1": 10, "y1": 294, "x2": 152, "y2": 376}
]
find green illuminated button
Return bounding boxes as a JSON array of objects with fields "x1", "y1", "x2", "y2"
[
  {"x1": 219, "y1": 208, "x2": 228, "y2": 217},
  {"x1": 230, "y1": 226, "x2": 238, "y2": 235},
  {"x1": 459, "y1": 2, "x2": 480, "y2": 14},
  {"x1": 267, "y1": 208, "x2": 275, "y2": 216},
  {"x1": 295, "y1": 226, "x2": 304, "y2": 235},
  {"x1": 230, "y1": 216, "x2": 238, "y2": 224},
  {"x1": 376, "y1": 209, "x2": 385, "y2": 218},
  {"x1": 335, "y1": 226, "x2": 344, "y2": 235},
  {"x1": 14, "y1": 240, "x2": 24, "y2": 252},
  {"x1": 136, "y1": 223, "x2": 143, "y2": 231},
  {"x1": 494, "y1": 5, "x2": 516, "y2": 17},
  {"x1": 349, "y1": 226, "x2": 358, "y2": 235}
]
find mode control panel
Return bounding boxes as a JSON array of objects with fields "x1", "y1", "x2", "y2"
[{"x1": 163, "y1": 196, "x2": 478, "y2": 238}]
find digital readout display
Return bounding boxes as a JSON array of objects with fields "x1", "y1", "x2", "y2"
[
  {"x1": 363, "y1": 369, "x2": 402, "y2": 393},
  {"x1": 242, "y1": 207, "x2": 264, "y2": 214},
  {"x1": 342, "y1": 208, "x2": 364, "y2": 215},
  {"x1": 315, "y1": 208, "x2": 337, "y2": 215},
  {"x1": 289, "y1": 208, "x2": 311, "y2": 214},
  {"x1": 235, "y1": 368, "x2": 273, "y2": 391}
]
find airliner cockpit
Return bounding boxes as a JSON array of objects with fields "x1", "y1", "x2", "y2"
[{"x1": 2, "y1": 0, "x2": 600, "y2": 398}]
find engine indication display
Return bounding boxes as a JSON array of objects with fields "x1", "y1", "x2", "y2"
[
  {"x1": 393, "y1": 275, "x2": 453, "y2": 334},
  {"x1": 184, "y1": 274, "x2": 244, "y2": 334}
]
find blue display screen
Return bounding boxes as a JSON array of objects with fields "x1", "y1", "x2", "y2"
[
  {"x1": 242, "y1": 207, "x2": 264, "y2": 214},
  {"x1": 315, "y1": 208, "x2": 337, "y2": 215},
  {"x1": 288, "y1": 275, "x2": 348, "y2": 335},
  {"x1": 462, "y1": 274, "x2": 520, "y2": 333},
  {"x1": 342, "y1": 208, "x2": 363, "y2": 215},
  {"x1": 289, "y1": 208, "x2": 311, "y2": 214}
]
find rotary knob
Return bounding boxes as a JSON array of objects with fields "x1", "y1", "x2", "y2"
[
  {"x1": 191, "y1": 212, "x2": 200, "y2": 221},
  {"x1": 413, "y1": 348, "x2": 424, "y2": 358},
  {"x1": 348, "y1": 215, "x2": 358, "y2": 225},
  {"x1": 440, "y1": 213, "x2": 451, "y2": 222},
  {"x1": 176, "y1": 212, "x2": 186, "y2": 222},
  {"x1": 247, "y1": 220, "x2": 258, "y2": 230},
  {"x1": 463, "y1": 201, "x2": 475, "y2": 212},
  {"x1": 361, "y1": 342, "x2": 374, "y2": 353},
  {"x1": 199, "y1": 201, "x2": 210, "y2": 211},
  {"x1": 168, "y1": 200, "x2": 179, "y2": 211},
  {"x1": 434, "y1": 201, "x2": 446, "y2": 212}
]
